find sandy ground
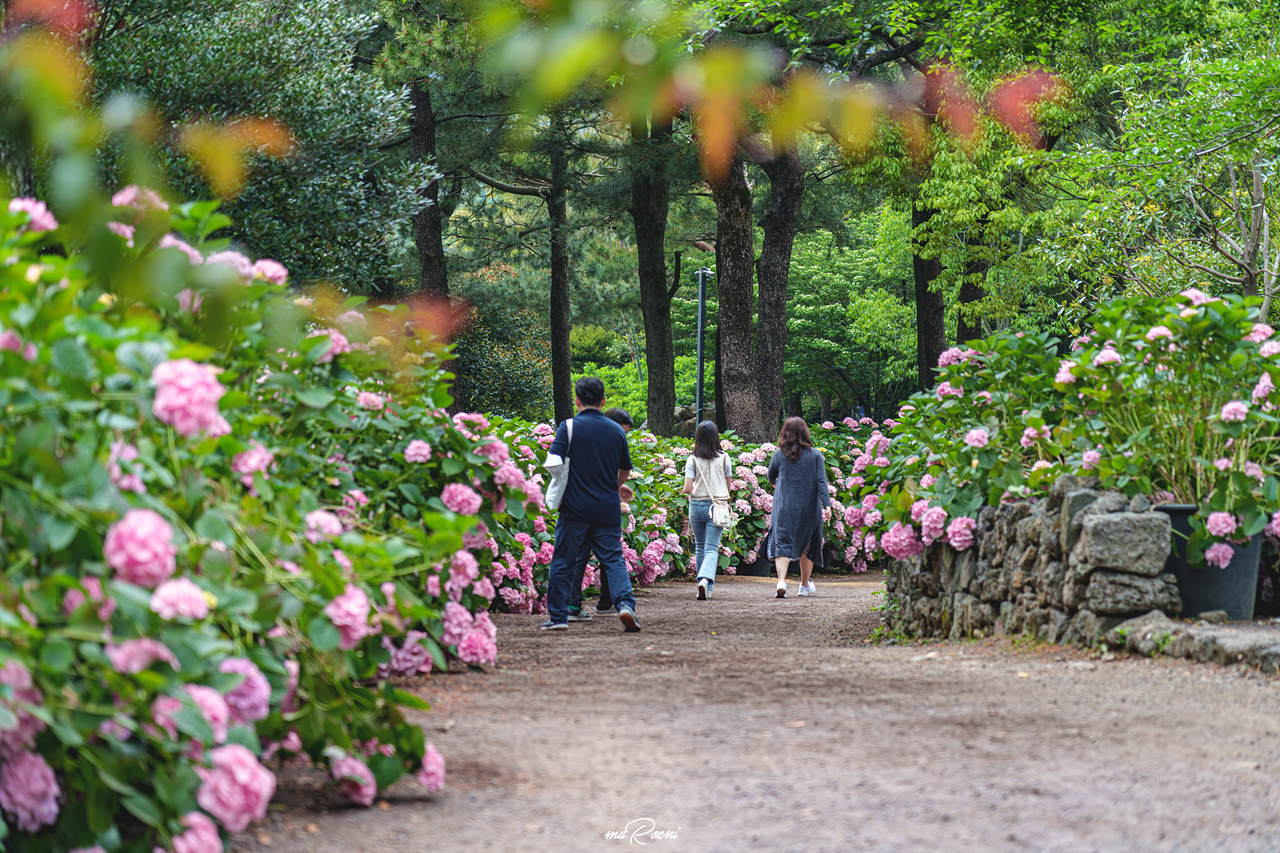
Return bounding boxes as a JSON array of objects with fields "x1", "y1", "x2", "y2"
[{"x1": 234, "y1": 574, "x2": 1280, "y2": 853}]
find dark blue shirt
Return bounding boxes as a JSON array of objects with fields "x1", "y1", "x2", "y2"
[{"x1": 549, "y1": 408, "x2": 632, "y2": 525}]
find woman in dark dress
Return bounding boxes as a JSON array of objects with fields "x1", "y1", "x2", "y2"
[{"x1": 767, "y1": 417, "x2": 831, "y2": 598}]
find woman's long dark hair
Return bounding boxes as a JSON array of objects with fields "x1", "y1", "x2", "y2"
[
  {"x1": 693, "y1": 420, "x2": 721, "y2": 460},
  {"x1": 778, "y1": 416, "x2": 813, "y2": 462}
]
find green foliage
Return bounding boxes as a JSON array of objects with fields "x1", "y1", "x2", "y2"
[
  {"x1": 91, "y1": 0, "x2": 432, "y2": 289},
  {"x1": 570, "y1": 324, "x2": 625, "y2": 368},
  {"x1": 577, "y1": 355, "x2": 709, "y2": 426}
]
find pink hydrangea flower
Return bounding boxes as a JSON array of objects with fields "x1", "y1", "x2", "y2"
[
  {"x1": 1092, "y1": 347, "x2": 1121, "y2": 367},
  {"x1": 1246, "y1": 323, "x2": 1274, "y2": 343},
  {"x1": 107, "y1": 440, "x2": 146, "y2": 494},
  {"x1": 251, "y1": 258, "x2": 288, "y2": 284},
  {"x1": 1213, "y1": 457, "x2": 1232, "y2": 472},
  {"x1": 417, "y1": 742, "x2": 446, "y2": 792},
  {"x1": 195, "y1": 744, "x2": 275, "y2": 833},
  {"x1": 946, "y1": 516, "x2": 978, "y2": 551},
  {"x1": 1054, "y1": 360, "x2": 1077, "y2": 384},
  {"x1": 0, "y1": 661, "x2": 45, "y2": 760},
  {"x1": 920, "y1": 506, "x2": 948, "y2": 545},
  {"x1": 111, "y1": 185, "x2": 168, "y2": 211},
  {"x1": 1206, "y1": 511, "x2": 1238, "y2": 538},
  {"x1": 405, "y1": 440, "x2": 432, "y2": 463},
  {"x1": 315, "y1": 328, "x2": 353, "y2": 364},
  {"x1": 205, "y1": 251, "x2": 255, "y2": 280},
  {"x1": 880, "y1": 522, "x2": 924, "y2": 560},
  {"x1": 152, "y1": 359, "x2": 226, "y2": 438},
  {"x1": 963, "y1": 428, "x2": 989, "y2": 449},
  {"x1": 440, "y1": 601, "x2": 472, "y2": 646},
  {"x1": 332, "y1": 755, "x2": 376, "y2": 807},
  {"x1": 0, "y1": 750, "x2": 60, "y2": 831},
  {"x1": 1262, "y1": 341, "x2": 1280, "y2": 357},
  {"x1": 1081, "y1": 450, "x2": 1101, "y2": 470},
  {"x1": 304, "y1": 510, "x2": 343, "y2": 542},
  {"x1": 184, "y1": 685, "x2": 231, "y2": 744},
  {"x1": 441, "y1": 483, "x2": 482, "y2": 515},
  {"x1": 231, "y1": 442, "x2": 274, "y2": 489},
  {"x1": 356, "y1": 391, "x2": 384, "y2": 410},
  {"x1": 159, "y1": 234, "x2": 204, "y2": 264},
  {"x1": 324, "y1": 584, "x2": 372, "y2": 650},
  {"x1": 219, "y1": 658, "x2": 270, "y2": 725},
  {"x1": 937, "y1": 347, "x2": 978, "y2": 366},
  {"x1": 104, "y1": 508, "x2": 177, "y2": 587},
  {"x1": 936, "y1": 381, "x2": 963, "y2": 398},
  {"x1": 1204, "y1": 542, "x2": 1235, "y2": 569},
  {"x1": 1181, "y1": 287, "x2": 1214, "y2": 306},
  {"x1": 1145, "y1": 326, "x2": 1173, "y2": 341},
  {"x1": 106, "y1": 220, "x2": 135, "y2": 246},
  {"x1": 107, "y1": 638, "x2": 178, "y2": 673},
  {"x1": 8, "y1": 197, "x2": 57, "y2": 232},
  {"x1": 151, "y1": 577, "x2": 210, "y2": 620},
  {"x1": 1253, "y1": 373, "x2": 1275, "y2": 404},
  {"x1": 172, "y1": 811, "x2": 222, "y2": 853},
  {"x1": 1220, "y1": 401, "x2": 1249, "y2": 422}
]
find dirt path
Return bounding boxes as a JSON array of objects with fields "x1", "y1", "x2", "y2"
[{"x1": 237, "y1": 575, "x2": 1280, "y2": 853}]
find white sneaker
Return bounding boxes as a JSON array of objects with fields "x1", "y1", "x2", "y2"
[
  {"x1": 696, "y1": 579, "x2": 709, "y2": 600},
  {"x1": 775, "y1": 581, "x2": 787, "y2": 598},
  {"x1": 798, "y1": 581, "x2": 816, "y2": 597}
]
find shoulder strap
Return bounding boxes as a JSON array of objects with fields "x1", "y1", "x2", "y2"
[{"x1": 565, "y1": 418, "x2": 573, "y2": 456}]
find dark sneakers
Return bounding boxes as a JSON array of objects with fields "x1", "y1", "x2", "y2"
[
  {"x1": 566, "y1": 607, "x2": 593, "y2": 622},
  {"x1": 617, "y1": 605, "x2": 640, "y2": 633},
  {"x1": 594, "y1": 601, "x2": 616, "y2": 614},
  {"x1": 540, "y1": 620, "x2": 568, "y2": 631}
]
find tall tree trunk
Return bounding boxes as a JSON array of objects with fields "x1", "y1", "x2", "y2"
[
  {"x1": 549, "y1": 121, "x2": 573, "y2": 423},
  {"x1": 630, "y1": 114, "x2": 675, "y2": 436},
  {"x1": 912, "y1": 203, "x2": 947, "y2": 390},
  {"x1": 755, "y1": 149, "x2": 804, "y2": 436},
  {"x1": 409, "y1": 82, "x2": 448, "y2": 298},
  {"x1": 787, "y1": 391, "x2": 803, "y2": 418},
  {"x1": 712, "y1": 153, "x2": 768, "y2": 442},
  {"x1": 957, "y1": 218, "x2": 990, "y2": 344}
]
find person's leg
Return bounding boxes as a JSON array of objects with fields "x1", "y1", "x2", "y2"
[
  {"x1": 698, "y1": 516, "x2": 723, "y2": 585},
  {"x1": 774, "y1": 555, "x2": 790, "y2": 597},
  {"x1": 597, "y1": 560, "x2": 613, "y2": 610},
  {"x1": 690, "y1": 501, "x2": 709, "y2": 573},
  {"x1": 799, "y1": 554, "x2": 814, "y2": 586},
  {"x1": 590, "y1": 522, "x2": 636, "y2": 627},
  {"x1": 569, "y1": 540, "x2": 592, "y2": 613},
  {"x1": 546, "y1": 518, "x2": 588, "y2": 624}
]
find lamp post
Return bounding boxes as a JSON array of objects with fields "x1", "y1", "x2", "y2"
[{"x1": 694, "y1": 267, "x2": 713, "y2": 423}]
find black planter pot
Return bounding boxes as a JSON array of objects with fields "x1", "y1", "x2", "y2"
[{"x1": 1156, "y1": 504, "x2": 1261, "y2": 621}]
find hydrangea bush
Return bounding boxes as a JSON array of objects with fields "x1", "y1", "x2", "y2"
[
  {"x1": 844, "y1": 288, "x2": 1280, "y2": 571},
  {"x1": 0, "y1": 195, "x2": 527, "y2": 850}
]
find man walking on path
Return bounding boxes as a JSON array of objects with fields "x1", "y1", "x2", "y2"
[
  {"x1": 568, "y1": 407, "x2": 634, "y2": 621},
  {"x1": 543, "y1": 378, "x2": 640, "y2": 632}
]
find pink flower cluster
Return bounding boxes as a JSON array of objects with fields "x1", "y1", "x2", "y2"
[
  {"x1": 418, "y1": 742, "x2": 446, "y2": 792},
  {"x1": 1246, "y1": 323, "x2": 1274, "y2": 343},
  {"x1": 1205, "y1": 511, "x2": 1238, "y2": 538},
  {"x1": 1204, "y1": 542, "x2": 1234, "y2": 569},
  {"x1": 1092, "y1": 347, "x2": 1121, "y2": 367},
  {"x1": 1054, "y1": 360, "x2": 1077, "y2": 384},
  {"x1": 1145, "y1": 326, "x2": 1173, "y2": 341},
  {"x1": 151, "y1": 577, "x2": 210, "y2": 620},
  {"x1": 171, "y1": 811, "x2": 222, "y2": 853},
  {"x1": 105, "y1": 508, "x2": 177, "y2": 587},
  {"x1": 405, "y1": 439, "x2": 433, "y2": 462},
  {"x1": 305, "y1": 510, "x2": 343, "y2": 542},
  {"x1": 108, "y1": 441, "x2": 146, "y2": 493},
  {"x1": 315, "y1": 328, "x2": 353, "y2": 364},
  {"x1": 1253, "y1": 373, "x2": 1274, "y2": 404},
  {"x1": 220, "y1": 658, "x2": 271, "y2": 724},
  {"x1": 9, "y1": 197, "x2": 57, "y2": 232},
  {"x1": 0, "y1": 750, "x2": 60, "y2": 831},
  {"x1": 880, "y1": 522, "x2": 924, "y2": 560},
  {"x1": 963, "y1": 428, "x2": 989, "y2": 449},
  {"x1": 441, "y1": 483, "x2": 482, "y2": 515},
  {"x1": 1081, "y1": 450, "x2": 1101, "y2": 470},
  {"x1": 920, "y1": 506, "x2": 948, "y2": 545},
  {"x1": 195, "y1": 744, "x2": 275, "y2": 833},
  {"x1": 1019, "y1": 426, "x2": 1050, "y2": 448},
  {"x1": 152, "y1": 359, "x2": 229, "y2": 438},
  {"x1": 232, "y1": 442, "x2": 274, "y2": 489},
  {"x1": 112, "y1": 184, "x2": 169, "y2": 211},
  {"x1": 936, "y1": 381, "x2": 963, "y2": 398},
  {"x1": 0, "y1": 328, "x2": 38, "y2": 362},
  {"x1": 946, "y1": 516, "x2": 978, "y2": 551},
  {"x1": 937, "y1": 347, "x2": 979, "y2": 366},
  {"x1": 1220, "y1": 401, "x2": 1249, "y2": 422},
  {"x1": 107, "y1": 638, "x2": 178, "y2": 673},
  {"x1": 0, "y1": 661, "x2": 45, "y2": 760},
  {"x1": 325, "y1": 584, "x2": 373, "y2": 650},
  {"x1": 332, "y1": 755, "x2": 377, "y2": 807}
]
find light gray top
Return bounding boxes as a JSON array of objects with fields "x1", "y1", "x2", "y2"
[
  {"x1": 767, "y1": 447, "x2": 830, "y2": 559},
  {"x1": 684, "y1": 452, "x2": 733, "y2": 501}
]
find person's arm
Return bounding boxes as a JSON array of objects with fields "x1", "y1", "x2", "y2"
[
  {"x1": 682, "y1": 455, "x2": 696, "y2": 495},
  {"x1": 546, "y1": 421, "x2": 569, "y2": 462},
  {"x1": 617, "y1": 469, "x2": 634, "y2": 502},
  {"x1": 816, "y1": 451, "x2": 832, "y2": 514},
  {"x1": 767, "y1": 450, "x2": 781, "y2": 485}
]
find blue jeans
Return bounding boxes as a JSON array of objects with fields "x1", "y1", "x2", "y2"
[
  {"x1": 547, "y1": 517, "x2": 634, "y2": 623},
  {"x1": 570, "y1": 539, "x2": 613, "y2": 611},
  {"x1": 689, "y1": 500, "x2": 723, "y2": 586}
]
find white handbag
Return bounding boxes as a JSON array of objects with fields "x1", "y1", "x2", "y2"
[{"x1": 544, "y1": 419, "x2": 574, "y2": 511}]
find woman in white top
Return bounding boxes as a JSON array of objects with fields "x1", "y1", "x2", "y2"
[{"x1": 681, "y1": 420, "x2": 733, "y2": 600}]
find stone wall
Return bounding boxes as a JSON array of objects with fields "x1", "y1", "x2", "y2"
[{"x1": 885, "y1": 476, "x2": 1183, "y2": 645}]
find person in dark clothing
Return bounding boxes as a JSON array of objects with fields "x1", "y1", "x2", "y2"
[
  {"x1": 542, "y1": 379, "x2": 640, "y2": 631},
  {"x1": 568, "y1": 407, "x2": 634, "y2": 620},
  {"x1": 767, "y1": 417, "x2": 831, "y2": 598}
]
